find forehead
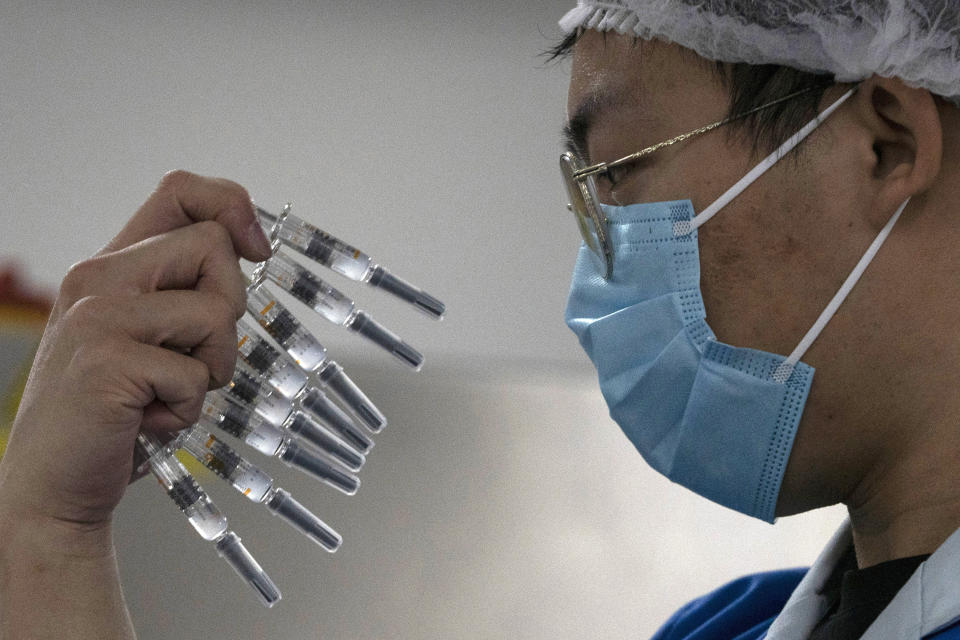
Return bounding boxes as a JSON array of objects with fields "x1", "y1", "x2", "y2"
[{"x1": 566, "y1": 31, "x2": 724, "y2": 141}]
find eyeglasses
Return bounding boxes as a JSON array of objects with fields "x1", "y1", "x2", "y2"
[{"x1": 560, "y1": 86, "x2": 819, "y2": 279}]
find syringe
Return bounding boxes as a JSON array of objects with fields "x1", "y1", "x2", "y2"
[
  {"x1": 202, "y1": 392, "x2": 366, "y2": 476},
  {"x1": 175, "y1": 426, "x2": 343, "y2": 550},
  {"x1": 227, "y1": 359, "x2": 374, "y2": 455},
  {"x1": 243, "y1": 285, "x2": 387, "y2": 432},
  {"x1": 256, "y1": 204, "x2": 445, "y2": 319},
  {"x1": 252, "y1": 252, "x2": 424, "y2": 370},
  {"x1": 198, "y1": 393, "x2": 287, "y2": 458},
  {"x1": 224, "y1": 363, "x2": 292, "y2": 429},
  {"x1": 237, "y1": 318, "x2": 385, "y2": 437},
  {"x1": 135, "y1": 432, "x2": 281, "y2": 607},
  {"x1": 236, "y1": 317, "x2": 309, "y2": 400},
  {"x1": 297, "y1": 388, "x2": 373, "y2": 455},
  {"x1": 135, "y1": 432, "x2": 226, "y2": 540}
]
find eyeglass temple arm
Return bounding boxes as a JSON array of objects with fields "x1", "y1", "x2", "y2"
[{"x1": 572, "y1": 85, "x2": 829, "y2": 180}]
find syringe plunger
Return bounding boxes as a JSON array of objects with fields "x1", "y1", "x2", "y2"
[
  {"x1": 300, "y1": 388, "x2": 373, "y2": 454},
  {"x1": 346, "y1": 311, "x2": 423, "y2": 370},
  {"x1": 277, "y1": 439, "x2": 361, "y2": 496},
  {"x1": 367, "y1": 265, "x2": 445, "y2": 319},
  {"x1": 316, "y1": 361, "x2": 386, "y2": 432},
  {"x1": 285, "y1": 412, "x2": 366, "y2": 472},
  {"x1": 215, "y1": 531, "x2": 282, "y2": 608},
  {"x1": 265, "y1": 488, "x2": 342, "y2": 552}
]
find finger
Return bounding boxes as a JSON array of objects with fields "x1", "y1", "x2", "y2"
[
  {"x1": 121, "y1": 341, "x2": 213, "y2": 426},
  {"x1": 68, "y1": 291, "x2": 239, "y2": 387},
  {"x1": 141, "y1": 400, "x2": 196, "y2": 433},
  {"x1": 62, "y1": 221, "x2": 247, "y2": 318},
  {"x1": 100, "y1": 170, "x2": 272, "y2": 262}
]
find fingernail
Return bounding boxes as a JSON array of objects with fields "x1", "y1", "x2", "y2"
[{"x1": 248, "y1": 220, "x2": 273, "y2": 259}]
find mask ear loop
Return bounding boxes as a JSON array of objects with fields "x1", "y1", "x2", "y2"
[
  {"x1": 668, "y1": 85, "x2": 907, "y2": 383},
  {"x1": 673, "y1": 87, "x2": 858, "y2": 237},
  {"x1": 772, "y1": 197, "x2": 910, "y2": 383}
]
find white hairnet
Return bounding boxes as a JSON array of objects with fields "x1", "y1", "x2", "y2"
[{"x1": 559, "y1": 1, "x2": 960, "y2": 104}]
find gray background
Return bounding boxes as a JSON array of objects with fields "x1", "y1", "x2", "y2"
[{"x1": 0, "y1": 2, "x2": 844, "y2": 638}]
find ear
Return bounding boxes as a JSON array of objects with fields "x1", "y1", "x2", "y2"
[{"x1": 847, "y1": 76, "x2": 943, "y2": 225}]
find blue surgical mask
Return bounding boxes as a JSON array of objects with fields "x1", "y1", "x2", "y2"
[{"x1": 564, "y1": 90, "x2": 908, "y2": 522}]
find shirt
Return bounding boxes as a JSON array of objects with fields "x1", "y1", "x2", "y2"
[{"x1": 809, "y1": 546, "x2": 930, "y2": 639}]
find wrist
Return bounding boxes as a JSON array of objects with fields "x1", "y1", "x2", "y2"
[
  {"x1": 0, "y1": 503, "x2": 135, "y2": 640},
  {"x1": 0, "y1": 459, "x2": 115, "y2": 562},
  {"x1": 0, "y1": 501, "x2": 115, "y2": 566}
]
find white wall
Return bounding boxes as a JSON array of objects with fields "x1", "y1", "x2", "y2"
[
  {"x1": 0, "y1": 0, "x2": 580, "y2": 365},
  {"x1": 1, "y1": 3, "x2": 846, "y2": 638}
]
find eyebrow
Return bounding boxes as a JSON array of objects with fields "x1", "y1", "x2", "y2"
[
  {"x1": 562, "y1": 93, "x2": 610, "y2": 162},
  {"x1": 562, "y1": 111, "x2": 591, "y2": 160},
  {"x1": 562, "y1": 87, "x2": 653, "y2": 163}
]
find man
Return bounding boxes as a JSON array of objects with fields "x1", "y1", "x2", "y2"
[
  {"x1": 556, "y1": 1, "x2": 960, "y2": 638},
  {"x1": 2, "y1": 1, "x2": 959, "y2": 638}
]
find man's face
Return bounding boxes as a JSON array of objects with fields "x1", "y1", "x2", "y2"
[{"x1": 566, "y1": 31, "x2": 927, "y2": 516}]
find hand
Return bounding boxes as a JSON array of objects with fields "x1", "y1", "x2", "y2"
[{"x1": 0, "y1": 170, "x2": 273, "y2": 532}]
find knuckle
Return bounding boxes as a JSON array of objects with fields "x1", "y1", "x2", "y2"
[
  {"x1": 61, "y1": 294, "x2": 108, "y2": 332},
  {"x1": 220, "y1": 179, "x2": 253, "y2": 213},
  {"x1": 207, "y1": 350, "x2": 237, "y2": 389},
  {"x1": 158, "y1": 169, "x2": 195, "y2": 192},
  {"x1": 181, "y1": 394, "x2": 206, "y2": 425},
  {"x1": 195, "y1": 219, "x2": 232, "y2": 248},
  {"x1": 187, "y1": 359, "x2": 212, "y2": 399},
  {"x1": 210, "y1": 293, "x2": 237, "y2": 327},
  {"x1": 208, "y1": 356, "x2": 237, "y2": 390},
  {"x1": 191, "y1": 357, "x2": 212, "y2": 388},
  {"x1": 173, "y1": 360, "x2": 211, "y2": 424},
  {"x1": 207, "y1": 296, "x2": 240, "y2": 387},
  {"x1": 215, "y1": 262, "x2": 248, "y2": 320},
  {"x1": 70, "y1": 335, "x2": 121, "y2": 379},
  {"x1": 59, "y1": 258, "x2": 102, "y2": 301},
  {"x1": 233, "y1": 286, "x2": 249, "y2": 319}
]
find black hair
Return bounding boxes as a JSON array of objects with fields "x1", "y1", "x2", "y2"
[{"x1": 548, "y1": 31, "x2": 836, "y2": 157}]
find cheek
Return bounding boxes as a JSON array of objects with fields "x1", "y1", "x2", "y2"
[
  {"x1": 696, "y1": 215, "x2": 761, "y2": 342},
  {"x1": 695, "y1": 194, "x2": 825, "y2": 354}
]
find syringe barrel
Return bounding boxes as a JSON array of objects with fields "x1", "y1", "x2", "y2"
[
  {"x1": 316, "y1": 361, "x2": 386, "y2": 432},
  {"x1": 277, "y1": 440, "x2": 360, "y2": 496},
  {"x1": 236, "y1": 318, "x2": 308, "y2": 399},
  {"x1": 268, "y1": 208, "x2": 372, "y2": 281},
  {"x1": 284, "y1": 411, "x2": 366, "y2": 472},
  {"x1": 346, "y1": 311, "x2": 424, "y2": 370},
  {"x1": 179, "y1": 428, "x2": 274, "y2": 503},
  {"x1": 263, "y1": 253, "x2": 355, "y2": 325},
  {"x1": 265, "y1": 488, "x2": 342, "y2": 552},
  {"x1": 366, "y1": 265, "x2": 446, "y2": 319},
  {"x1": 299, "y1": 388, "x2": 373, "y2": 454},
  {"x1": 227, "y1": 365, "x2": 294, "y2": 428},
  {"x1": 201, "y1": 393, "x2": 286, "y2": 456},
  {"x1": 246, "y1": 283, "x2": 328, "y2": 371},
  {"x1": 135, "y1": 433, "x2": 227, "y2": 541},
  {"x1": 215, "y1": 531, "x2": 281, "y2": 608}
]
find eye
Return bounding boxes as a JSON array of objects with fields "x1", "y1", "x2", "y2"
[{"x1": 600, "y1": 164, "x2": 633, "y2": 188}]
